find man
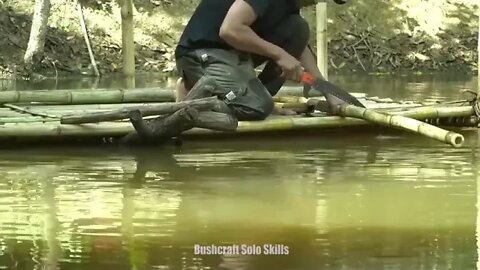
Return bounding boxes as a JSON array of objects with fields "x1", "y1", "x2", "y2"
[{"x1": 174, "y1": 0, "x2": 339, "y2": 121}]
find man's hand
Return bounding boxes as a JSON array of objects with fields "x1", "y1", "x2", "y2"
[{"x1": 275, "y1": 50, "x2": 303, "y2": 82}]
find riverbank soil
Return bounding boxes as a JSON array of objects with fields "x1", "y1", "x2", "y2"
[{"x1": 0, "y1": 0, "x2": 478, "y2": 79}]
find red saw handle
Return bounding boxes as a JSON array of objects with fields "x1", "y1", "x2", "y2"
[{"x1": 300, "y1": 72, "x2": 316, "y2": 85}]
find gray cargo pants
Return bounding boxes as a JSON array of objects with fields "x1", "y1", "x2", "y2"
[{"x1": 175, "y1": 15, "x2": 310, "y2": 121}]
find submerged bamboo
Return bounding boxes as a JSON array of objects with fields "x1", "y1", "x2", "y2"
[{"x1": 337, "y1": 105, "x2": 464, "y2": 147}]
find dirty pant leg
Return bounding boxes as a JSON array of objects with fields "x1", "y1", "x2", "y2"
[{"x1": 175, "y1": 49, "x2": 274, "y2": 121}]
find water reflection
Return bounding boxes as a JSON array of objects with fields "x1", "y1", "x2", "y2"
[
  {"x1": 0, "y1": 73, "x2": 479, "y2": 269},
  {"x1": 0, "y1": 132, "x2": 477, "y2": 270}
]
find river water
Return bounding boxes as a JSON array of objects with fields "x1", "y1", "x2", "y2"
[{"x1": 0, "y1": 73, "x2": 479, "y2": 270}]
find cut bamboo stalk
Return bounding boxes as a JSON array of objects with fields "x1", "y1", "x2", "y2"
[
  {"x1": 337, "y1": 104, "x2": 464, "y2": 147},
  {"x1": 76, "y1": 0, "x2": 100, "y2": 77},
  {"x1": 389, "y1": 105, "x2": 474, "y2": 119},
  {"x1": 60, "y1": 96, "x2": 223, "y2": 124},
  {"x1": 273, "y1": 96, "x2": 309, "y2": 104}
]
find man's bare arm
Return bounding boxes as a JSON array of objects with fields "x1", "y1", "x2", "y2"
[
  {"x1": 219, "y1": 0, "x2": 282, "y2": 60},
  {"x1": 219, "y1": 0, "x2": 303, "y2": 80}
]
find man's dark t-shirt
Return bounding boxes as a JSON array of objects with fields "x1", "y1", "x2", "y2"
[{"x1": 175, "y1": 0, "x2": 299, "y2": 59}]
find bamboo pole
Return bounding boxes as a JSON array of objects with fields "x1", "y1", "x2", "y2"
[
  {"x1": 337, "y1": 104, "x2": 464, "y2": 147},
  {"x1": 76, "y1": 0, "x2": 100, "y2": 77},
  {"x1": 0, "y1": 88, "x2": 174, "y2": 104},
  {"x1": 0, "y1": 86, "x2": 363, "y2": 104},
  {"x1": 118, "y1": 0, "x2": 135, "y2": 77},
  {"x1": 316, "y1": 1, "x2": 328, "y2": 80}
]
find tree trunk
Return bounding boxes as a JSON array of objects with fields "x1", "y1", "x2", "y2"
[
  {"x1": 117, "y1": 0, "x2": 135, "y2": 77},
  {"x1": 24, "y1": 0, "x2": 51, "y2": 67}
]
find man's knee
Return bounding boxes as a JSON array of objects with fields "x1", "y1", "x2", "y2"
[{"x1": 226, "y1": 78, "x2": 274, "y2": 121}]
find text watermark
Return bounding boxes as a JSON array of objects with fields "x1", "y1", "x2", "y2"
[{"x1": 194, "y1": 244, "x2": 289, "y2": 255}]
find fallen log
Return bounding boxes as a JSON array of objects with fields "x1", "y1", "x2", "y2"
[{"x1": 60, "y1": 96, "x2": 223, "y2": 124}]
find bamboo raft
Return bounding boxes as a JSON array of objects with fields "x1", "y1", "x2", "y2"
[{"x1": 0, "y1": 85, "x2": 477, "y2": 147}]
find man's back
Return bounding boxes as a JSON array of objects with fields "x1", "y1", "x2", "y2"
[{"x1": 175, "y1": 0, "x2": 299, "y2": 58}]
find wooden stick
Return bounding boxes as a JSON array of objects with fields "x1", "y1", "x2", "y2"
[
  {"x1": 60, "y1": 96, "x2": 223, "y2": 124},
  {"x1": 76, "y1": 0, "x2": 100, "y2": 77}
]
